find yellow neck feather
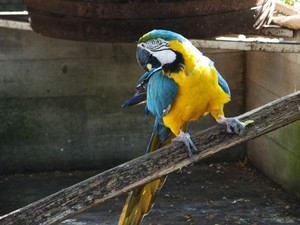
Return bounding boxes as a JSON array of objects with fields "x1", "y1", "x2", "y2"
[{"x1": 169, "y1": 40, "x2": 197, "y2": 75}]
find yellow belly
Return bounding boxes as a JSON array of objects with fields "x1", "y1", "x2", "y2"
[{"x1": 162, "y1": 65, "x2": 230, "y2": 135}]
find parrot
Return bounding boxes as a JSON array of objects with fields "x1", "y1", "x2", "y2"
[{"x1": 120, "y1": 29, "x2": 250, "y2": 225}]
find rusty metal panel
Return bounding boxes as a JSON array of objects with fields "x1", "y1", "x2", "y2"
[{"x1": 24, "y1": 0, "x2": 275, "y2": 42}]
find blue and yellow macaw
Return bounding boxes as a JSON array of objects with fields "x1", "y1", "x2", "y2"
[{"x1": 120, "y1": 30, "x2": 248, "y2": 225}]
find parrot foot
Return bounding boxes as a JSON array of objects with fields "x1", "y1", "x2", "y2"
[
  {"x1": 172, "y1": 130, "x2": 198, "y2": 162},
  {"x1": 217, "y1": 116, "x2": 245, "y2": 136}
]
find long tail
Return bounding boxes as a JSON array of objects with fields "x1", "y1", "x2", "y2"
[{"x1": 118, "y1": 122, "x2": 187, "y2": 225}]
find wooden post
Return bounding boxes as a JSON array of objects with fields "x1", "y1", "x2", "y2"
[{"x1": 1, "y1": 91, "x2": 300, "y2": 225}]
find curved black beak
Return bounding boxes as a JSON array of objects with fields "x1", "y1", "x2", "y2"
[
  {"x1": 136, "y1": 46, "x2": 150, "y2": 71},
  {"x1": 136, "y1": 46, "x2": 161, "y2": 71}
]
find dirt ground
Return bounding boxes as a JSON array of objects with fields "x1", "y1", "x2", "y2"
[{"x1": 0, "y1": 162, "x2": 299, "y2": 225}]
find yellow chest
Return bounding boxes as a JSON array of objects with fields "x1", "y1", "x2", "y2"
[{"x1": 162, "y1": 65, "x2": 230, "y2": 135}]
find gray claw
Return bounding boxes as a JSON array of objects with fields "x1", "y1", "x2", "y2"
[
  {"x1": 172, "y1": 131, "x2": 198, "y2": 162},
  {"x1": 226, "y1": 118, "x2": 245, "y2": 136}
]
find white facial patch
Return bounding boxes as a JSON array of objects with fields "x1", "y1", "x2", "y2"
[
  {"x1": 138, "y1": 38, "x2": 176, "y2": 65},
  {"x1": 152, "y1": 49, "x2": 176, "y2": 65}
]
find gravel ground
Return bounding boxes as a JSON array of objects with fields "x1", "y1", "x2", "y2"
[{"x1": 1, "y1": 162, "x2": 299, "y2": 225}]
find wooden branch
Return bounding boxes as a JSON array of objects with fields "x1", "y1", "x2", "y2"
[{"x1": 1, "y1": 91, "x2": 300, "y2": 225}]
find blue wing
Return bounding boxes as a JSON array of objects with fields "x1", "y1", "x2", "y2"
[
  {"x1": 217, "y1": 71, "x2": 231, "y2": 96},
  {"x1": 208, "y1": 59, "x2": 231, "y2": 96},
  {"x1": 145, "y1": 68, "x2": 178, "y2": 151},
  {"x1": 122, "y1": 68, "x2": 178, "y2": 152},
  {"x1": 122, "y1": 67, "x2": 162, "y2": 108},
  {"x1": 146, "y1": 69, "x2": 178, "y2": 118},
  {"x1": 122, "y1": 67, "x2": 178, "y2": 118}
]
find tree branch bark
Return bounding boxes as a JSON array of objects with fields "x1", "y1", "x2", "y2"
[{"x1": 1, "y1": 91, "x2": 300, "y2": 225}]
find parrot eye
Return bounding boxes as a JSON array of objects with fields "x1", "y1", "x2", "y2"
[
  {"x1": 145, "y1": 38, "x2": 169, "y2": 52},
  {"x1": 150, "y1": 40, "x2": 158, "y2": 45}
]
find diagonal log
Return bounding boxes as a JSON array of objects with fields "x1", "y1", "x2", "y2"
[{"x1": 1, "y1": 90, "x2": 300, "y2": 225}]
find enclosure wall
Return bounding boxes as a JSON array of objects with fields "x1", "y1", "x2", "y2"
[{"x1": 246, "y1": 51, "x2": 300, "y2": 197}]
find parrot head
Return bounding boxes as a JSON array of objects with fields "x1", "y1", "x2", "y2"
[{"x1": 137, "y1": 30, "x2": 196, "y2": 73}]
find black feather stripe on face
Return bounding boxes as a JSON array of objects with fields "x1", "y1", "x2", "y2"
[
  {"x1": 162, "y1": 51, "x2": 184, "y2": 74},
  {"x1": 147, "y1": 54, "x2": 161, "y2": 70}
]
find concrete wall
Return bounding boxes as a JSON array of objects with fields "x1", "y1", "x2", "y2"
[
  {"x1": 0, "y1": 27, "x2": 148, "y2": 173},
  {"x1": 0, "y1": 27, "x2": 245, "y2": 174},
  {"x1": 0, "y1": 0, "x2": 25, "y2": 11},
  {"x1": 246, "y1": 51, "x2": 300, "y2": 198}
]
